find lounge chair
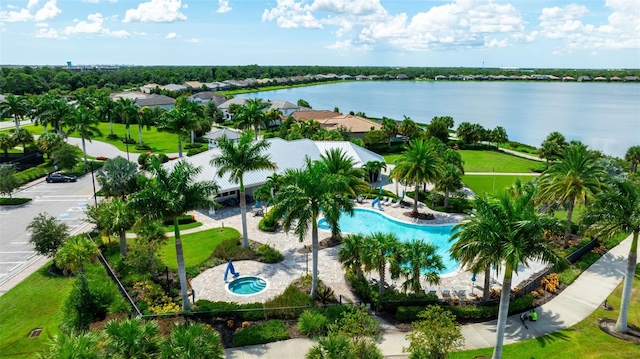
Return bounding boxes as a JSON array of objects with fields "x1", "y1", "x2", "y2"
[
  {"x1": 439, "y1": 287, "x2": 451, "y2": 296},
  {"x1": 391, "y1": 198, "x2": 402, "y2": 208},
  {"x1": 454, "y1": 286, "x2": 466, "y2": 297},
  {"x1": 427, "y1": 287, "x2": 437, "y2": 295},
  {"x1": 383, "y1": 197, "x2": 392, "y2": 206}
]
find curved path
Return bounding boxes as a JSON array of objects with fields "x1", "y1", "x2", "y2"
[{"x1": 224, "y1": 234, "x2": 632, "y2": 358}]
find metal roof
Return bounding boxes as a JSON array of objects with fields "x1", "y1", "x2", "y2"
[{"x1": 163, "y1": 138, "x2": 384, "y2": 193}]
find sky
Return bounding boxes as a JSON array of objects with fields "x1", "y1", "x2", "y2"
[{"x1": 0, "y1": 0, "x2": 638, "y2": 69}]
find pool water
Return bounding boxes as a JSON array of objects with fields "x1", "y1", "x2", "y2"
[
  {"x1": 227, "y1": 276, "x2": 268, "y2": 296},
  {"x1": 318, "y1": 208, "x2": 459, "y2": 274}
]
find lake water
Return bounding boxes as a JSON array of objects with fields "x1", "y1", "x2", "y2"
[{"x1": 237, "y1": 81, "x2": 640, "y2": 158}]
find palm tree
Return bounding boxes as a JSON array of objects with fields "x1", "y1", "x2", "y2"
[
  {"x1": 175, "y1": 96, "x2": 208, "y2": 144},
  {"x1": 451, "y1": 186, "x2": 564, "y2": 359},
  {"x1": 96, "y1": 156, "x2": 139, "y2": 200},
  {"x1": 435, "y1": 163, "x2": 463, "y2": 209},
  {"x1": 582, "y1": 179, "x2": 640, "y2": 333},
  {"x1": 105, "y1": 198, "x2": 136, "y2": 256},
  {"x1": 538, "y1": 131, "x2": 566, "y2": 167},
  {"x1": 491, "y1": 126, "x2": 508, "y2": 149},
  {"x1": 398, "y1": 116, "x2": 419, "y2": 145},
  {"x1": 128, "y1": 159, "x2": 219, "y2": 311},
  {"x1": 35, "y1": 93, "x2": 73, "y2": 135},
  {"x1": 362, "y1": 160, "x2": 387, "y2": 185},
  {"x1": 0, "y1": 133, "x2": 16, "y2": 159},
  {"x1": 161, "y1": 322, "x2": 225, "y2": 359},
  {"x1": 321, "y1": 148, "x2": 368, "y2": 240},
  {"x1": 381, "y1": 117, "x2": 398, "y2": 146},
  {"x1": 395, "y1": 240, "x2": 444, "y2": 294},
  {"x1": 390, "y1": 139, "x2": 443, "y2": 216},
  {"x1": 272, "y1": 158, "x2": 354, "y2": 298},
  {"x1": 338, "y1": 233, "x2": 367, "y2": 280},
  {"x1": 625, "y1": 145, "x2": 640, "y2": 173},
  {"x1": 210, "y1": 132, "x2": 276, "y2": 248},
  {"x1": 116, "y1": 98, "x2": 139, "y2": 144},
  {"x1": 54, "y1": 234, "x2": 99, "y2": 275},
  {"x1": 538, "y1": 142, "x2": 606, "y2": 247},
  {"x1": 95, "y1": 93, "x2": 118, "y2": 138},
  {"x1": 0, "y1": 93, "x2": 29, "y2": 131},
  {"x1": 63, "y1": 105, "x2": 102, "y2": 169},
  {"x1": 39, "y1": 330, "x2": 104, "y2": 359},
  {"x1": 136, "y1": 106, "x2": 161, "y2": 146},
  {"x1": 11, "y1": 128, "x2": 34, "y2": 154},
  {"x1": 362, "y1": 232, "x2": 400, "y2": 294},
  {"x1": 104, "y1": 317, "x2": 160, "y2": 358},
  {"x1": 158, "y1": 108, "x2": 190, "y2": 157},
  {"x1": 233, "y1": 98, "x2": 270, "y2": 140}
]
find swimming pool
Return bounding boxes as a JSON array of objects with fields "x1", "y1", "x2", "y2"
[
  {"x1": 318, "y1": 208, "x2": 459, "y2": 274},
  {"x1": 226, "y1": 276, "x2": 268, "y2": 296}
]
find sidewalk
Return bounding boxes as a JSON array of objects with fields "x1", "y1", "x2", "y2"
[{"x1": 224, "y1": 234, "x2": 632, "y2": 359}]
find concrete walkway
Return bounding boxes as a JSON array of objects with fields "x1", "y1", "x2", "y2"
[{"x1": 224, "y1": 234, "x2": 632, "y2": 358}]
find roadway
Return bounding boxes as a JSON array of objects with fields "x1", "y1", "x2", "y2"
[{"x1": 0, "y1": 173, "x2": 99, "y2": 295}]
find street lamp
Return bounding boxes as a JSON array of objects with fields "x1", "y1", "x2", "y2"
[
  {"x1": 89, "y1": 160, "x2": 98, "y2": 206},
  {"x1": 125, "y1": 137, "x2": 130, "y2": 161}
]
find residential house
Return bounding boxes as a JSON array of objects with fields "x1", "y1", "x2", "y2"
[
  {"x1": 140, "y1": 83, "x2": 161, "y2": 94},
  {"x1": 577, "y1": 76, "x2": 592, "y2": 82},
  {"x1": 292, "y1": 110, "x2": 382, "y2": 139},
  {"x1": 134, "y1": 94, "x2": 175, "y2": 110},
  {"x1": 355, "y1": 75, "x2": 369, "y2": 80},
  {"x1": 184, "y1": 81, "x2": 204, "y2": 90},
  {"x1": 167, "y1": 137, "x2": 385, "y2": 203},
  {"x1": 189, "y1": 91, "x2": 227, "y2": 106},
  {"x1": 202, "y1": 127, "x2": 242, "y2": 149},
  {"x1": 203, "y1": 82, "x2": 230, "y2": 91},
  {"x1": 218, "y1": 98, "x2": 249, "y2": 120},
  {"x1": 396, "y1": 74, "x2": 409, "y2": 80},
  {"x1": 162, "y1": 84, "x2": 188, "y2": 92},
  {"x1": 434, "y1": 75, "x2": 447, "y2": 81},
  {"x1": 562, "y1": 76, "x2": 576, "y2": 82}
]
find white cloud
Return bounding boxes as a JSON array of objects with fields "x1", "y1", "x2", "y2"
[
  {"x1": 123, "y1": 0, "x2": 186, "y2": 23},
  {"x1": 539, "y1": 1, "x2": 640, "y2": 52},
  {"x1": 63, "y1": 13, "x2": 130, "y2": 38},
  {"x1": 82, "y1": 0, "x2": 118, "y2": 3},
  {"x1": 166, "y1": 32, "x2": 178, "y2": 39},
  {"x1": 262, "y1": 0, "x2": 322, "y2": 29},
  {"x1": 35, "y1": 22, "x2": 48, "y2": 27},
  {"x1": 217, "y1": 0, "x2": 232, "y2": 14},
  {"x1": 185, "y1": 38, "x2": 201, "y2": 43},
  {"x1": 35, "y1": 27, "x2": 60, "y2": 38},
  {"x1": 0, "y1": 0, "x2": 60, "y2": 22}
]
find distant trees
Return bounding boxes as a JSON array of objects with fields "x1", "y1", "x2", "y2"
[
  {"x1": 625, "y1": 145, "x2": 640, "y2": 173},
  {"x1": 538, "y1": 131, "x2": 567, "y2": 167}
]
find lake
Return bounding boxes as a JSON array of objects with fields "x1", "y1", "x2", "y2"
[{"x1": 237, "y1": 81, "x2": 640, "y2": 158}]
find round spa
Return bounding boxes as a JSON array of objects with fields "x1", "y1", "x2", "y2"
[{"x1": 226, "y1": 276, "x2": 268, "y2": 296}]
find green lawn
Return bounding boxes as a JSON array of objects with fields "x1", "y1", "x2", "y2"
[
  {"x1": 462, "y1": 174, "x2": 537, "y2": 195},
  {"x1": 0, "y1": 265, "x2": 74, "y2": 359},
  {"x1": 451, "y1": 268, "x2": 640, "y2": 358},
  {"x1": 459, "y1": 150, "x2": 545, "y2": 173},
  {"x1": 126, "y1": 221, "x2": 203, "y2": 234},
  {"x1": 159, "y1": 227, "x2": 241, "y2": 270},
  {"x1": 383, "y1": 153, "x2": 402, "y2": 165}
]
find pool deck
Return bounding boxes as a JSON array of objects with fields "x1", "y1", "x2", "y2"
[{"x1": 190, "y1": 189, "x2": 548, "y2": 305}]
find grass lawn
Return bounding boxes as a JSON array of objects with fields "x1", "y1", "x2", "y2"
[
  {"x1": 459, "y1": 150, "x2": 545, "y2": 173},
  {"x1": 383, "y1": 153, "x2": 402, "y2": 165},
  {"x1": 0, "y1": 264, "x2": 74, "y2": 359},
  {"x1": 126, "y1": 221, "x2": 203, "y2": 234},
  {"x1": 463, "y1": 174, "x2": 537, "y2": 195},
  {"x1": 159, "y1": 227, "x2": 240, "y2": 270},
  {"x1": 451, "y1": 267, "x2": 640, "y2": 358}
]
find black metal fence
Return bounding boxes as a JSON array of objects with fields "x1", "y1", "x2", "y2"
[
  {"x1": 0, "y1": 151, "x2": 44, "y2": 170},
  {"x1": 97, "y1": 250, "x2": 142, "y2": 317}
]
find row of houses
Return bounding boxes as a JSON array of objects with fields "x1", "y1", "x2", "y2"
[{"x1": 436, "y1": 74, "x2": 640, "y2": 82}]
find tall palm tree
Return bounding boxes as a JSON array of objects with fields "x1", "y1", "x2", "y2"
[
  {"x1": 435, "y1": 163, "x2": 463, "y2": 209},
  {"x1": 381, "y1": 117, "x2": 398, "y2": 146},
  {"x1": 96, "y1": 156, "x2": 139, "y2": 200},
  {"x1": 390, "y1": 139, "x2": 443, "y2": 216},
  {"x1": 538, "y1": 142, "x2": 606, "y2": 247},
  {"x1": 0, "y1": 93, "x2": 29, "y2": 131},
  {"x1": 338, "y1": 233, "x2": 367, "y2": 280},
  {"x1": 451, "y1": 186, "x2": 564, "y2": 359},
  {"x1": 128, "y1": 159, "x2": 218, "y2": 311},
  {"x1": 175, "y1": 97, "x2": 208, "y2": 144},
  {"x1": 582, "y1": 179, "x2": 640, "y2": 333},
  {"x1": 537, "y1": 131, "x2": 566, "y2": 168},
  {"x1": 11, "y1": 128, "x2": 33, "y2": 154},
  {"x1": 104, "y1": 198, "x2": 136, "y2": 256},
  {"x1": 233, "y1": 98, "x2": 270, "y2": 140},
  {"x1": 625, "y1": 145, "x2": 640, "y2": 173},
  {"x1": 158, "y1": 108, "x2": 190, "y2": 157},
  {"x1": 34, "y1": 93, "x2": 73, "y2": 135},
  {"x1": 272, "y1": 158, "x2": 354, "y2": 298},
  {"x1": 210, "y1": 132, "x2": 276, "y2": 248},
  {"x1": 161, "y1": 322, "x2": 225, "y2": 359},
  {"x1": 395, "y1": 240, "x2": 444, "y2": 294},
  {"x1": 0, "y1": 133, "x2": 16, "y2": 159},
  {"x1": 63, "y1": 105, "x2": 102, "y2": 169},
  {"x1": 362, "y1": 160, "x2": 387, "y2": 185},
  {"x1": 104, "y1": 317, "x2": 160, "y2": 358},
  {"x1": 137, "y1": 106, "x2": 162, "y2": 146},
  {"x1": 54, "y1": 234, "x2": 100, "y2": 275},
  {"x1": 116, "y1": 98, "x2": 139, "y2": 144},
  {"x1": 95, "y1": 93, "x2": 117, "y2": 137},
  {"x1": 491, "y1": 126, "x2": 508, "y2": 149},
  {"x1": 362, "y1": 232, "x2": 400, "y2": 295},
  {"x1": 398, "y1": 116, "x2": 419, "y2": 145}
]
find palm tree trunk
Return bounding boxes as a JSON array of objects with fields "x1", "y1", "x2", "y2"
[
  {"x1": 177, "y1": 138, "x2": 183, "y2": 158},
  {"x1": 311, "y1": 218, "x2": 319, "y2": 299},
  {"x1": 444, "y1": 191, "x2": 450, "y2": 209},
  {"x1": 13, "y1": 116, "x2": 20, "y2": 131},
  {"x1": 81, "y1": 138, "x2": 88, "y2": 169},
  {"x1": 174, "y1": 217, "x2": 191, "y2": 311},
  {"x1": 138, "y1": 125, "x2": 144, "y2": 146},
  {"x1": 483, "y1": 266, "x2": 491, "y2": 300},
  {"x1": 118, "y1": 228, "x2": 127, "y2": 256},
  {"x1": 239, "y1": 183, "x2": 249, "y2": 248},
  {"x1": 413, "y1": 268, "x2": 421, "y2": 293},
  {"x1": 190, "y1": 130, "x2": 195, "y2": 145},
  {"x1": 378, "y1": 264, "x2": 386, "y2": 294},
  {"x1": 109, "y1": 119, "x2": 114, "y2": 136},
  {"x1": 564, "y1": 197, "x2": 575, "y2": 248},
  {"x1": 615, "y1": 231, "x2": 638, "y2": 333},
  {"x1": 254, "y1": 125, "x2": 259, "y2": 140},
  {"x1": 413, "y1": 185, "x2": 419, "y2": 215},
  {"x1": 492, "y1": 267, "x2": 513, "y2": 359}
]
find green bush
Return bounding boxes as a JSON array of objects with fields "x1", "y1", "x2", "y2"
[
  {"x1": 186, "y1": 147, "x2": 208, "y2": 156},
  {"x1": 0, "y1": 198, "x2": 31, "y2": 205},
  {"x1": 194, "y1": 300, "x2": 265, "y2": 321},
  {"x1": 323, "y1": 305, "x2": 353, "y2": 323},
  {"x1": 256, "y1": 244, "x2": 284, "y2": 263},
  {"x1": 135, "y1": 144, "x2": 151, "y2": 151},
  {"x1": 232, "y1": 320, "x2": 289, "y2": 347},
  {"x1": 14, "y1": 165, "x2": 50, "y2": 185},
  {"x1": 575, "y1": 252, "x2": 601, "y2": 271},
  {"x1": 264, "y1": 286, "x2": 314, "y2": 319},
  {"x1": 258, "y1": 208, "x2": 279, "y2": 232},
  {"x1": 378, "y1": 291, "x2": 439, "y2": 313},
  {"x1": 211, "y1": 238, "x2": 254, "y2": 261},
  {"x1": 396, "y1": 306, "x2": 426, "y2": 322},
  {"x1": 184, "y1": 143, "x2": 203, "y2": 149},
  {"x1": 557, "y1": 267, "x2": 582, "y2": 286},
  {"x1": 346, "y1": 271, "x2": 377, "y2": 303},
  {"x1": 297, "y1": 310, "x2": 329, "y2": 338},
  {"x1": 163, "y1": 214, "x2": 196, "y2": 226}
]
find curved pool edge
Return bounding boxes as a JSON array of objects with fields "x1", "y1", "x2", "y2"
[
  {"x1": 225, "y1": 275, "x2": 270, "y2": 297},
  {"x1": 318, "y1": 207, "x2": 462, "y2": 230}
]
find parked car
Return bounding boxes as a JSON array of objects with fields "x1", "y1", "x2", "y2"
[{"x1": 46, "y1": 173, "x2": 77, "y2": 183}]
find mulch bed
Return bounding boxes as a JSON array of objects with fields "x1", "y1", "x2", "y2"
[
  {"x1": 402, "y1": 211, "x2": 435, "y2": 220},
  {"x1": 297, "y1": 236, "x2": 342, "y2": 253},
  {"x1": 598, "y1": 318, "x2": 640, "y2": 344}
]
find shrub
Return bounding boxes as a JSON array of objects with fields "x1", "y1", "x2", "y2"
[
  {"x1": 323, "y1": 305, "x2": 352, "y2": 323},
  {"x1": 184, "y1": 143, "x2": 203, "y2": 149},
  {"x1": 194, "y1": 300, "x2": 264, "y2": 321},
  {"x1": 297, "y1": 310, "x2": 329, "y2": 338},
  {"x1": 187, "y1": 147, "x2": 208, "y2": 156},
  {"x1": 396, "y1": 306, "x2": 425, "y2": 322},
  {"x1": 377, "y1": 291, "x2": 438, "y2": 313},
  {"x1": 163, "y1": 214, "x2": 196, "y2": 226},
  {"x1": 557, "y1": 267, "x2": 581, "y2": 286},
  {"x1": 258, "y1": 208, "x2": 279, "y2": 232},
  {"x1": 264, "y1": 285, "x2": 314, "y2": 319},
  {"x1": 256, "y1": 244, "x2": 284, "y2": 263},
  {"x1": 575, "y1": 252, "x2": 601, "y2": 271},
  {"x1": 0, "y1": 197, "x2": 31, "y2": 205},
  {"x1": 135, "y1": 145, "x2": 151, "y2": 151},
  {"x1": 211, "y1": 238, "x2": 254, "y2": 261},
  {"x1": 540, "y1": 273, "x2": 559, "y2": 293},
  {"x1": 232, "y1": 320, "x2": 289, "y2": 347},
  {"x1": 106, "y1": 133, "x2": 120, "y2": 140},
  {"x1": 121, "y1": 137, "x2": 136, "y2": 144}
]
